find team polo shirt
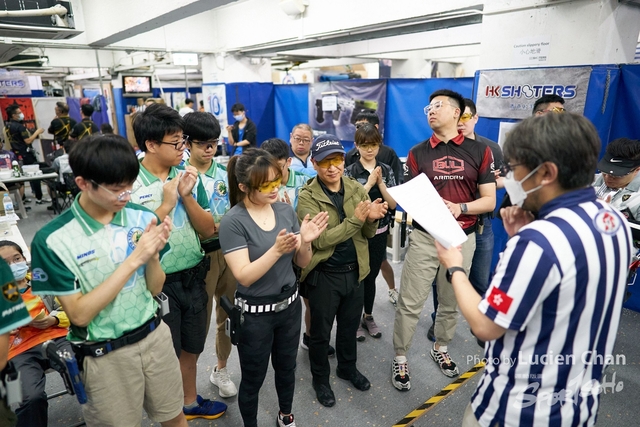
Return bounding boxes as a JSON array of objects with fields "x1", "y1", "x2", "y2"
[
  {"x1": 0, "y1": 259, "x2": 30, "y2": 335},
  {"x1": 30, "y1": 199, "x2": 168, "y2": 342},
  {"x1": 186, "y1": 159, "x2": 230, "y2": 224},
  {"x1": 131, "y1": 163, "x2": 208, "y2": 274},
  {"x1": 470, "y1": 188, "x2": 632, "y2": 427},
  {"x1": 404, "y1": 131, "x2": 494, "y2": 231},
  {"x1": 280, "y1": 168, "x2": 310, "y2": 210}
]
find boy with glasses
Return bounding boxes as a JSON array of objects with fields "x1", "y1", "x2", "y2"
[
  {"x1": 130, "y1": 104, "x2": 225, "y2": 420},
  {"x1": 532, "y1": 94, "x2": 566, "y2": 115},
  {"x1": 30, "y1": 135, "x2": 188, "y2": 427},
  {"x1": 182, "y1": 112, "x2": 238, "y2": 399}
]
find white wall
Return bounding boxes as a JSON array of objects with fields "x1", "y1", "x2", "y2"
[
  {"x1": 480, "y1": 0, "x2": 640, "y2": 68},
  {"x1": 201, "y1": 54, "x2": 272, "y2": 83}
]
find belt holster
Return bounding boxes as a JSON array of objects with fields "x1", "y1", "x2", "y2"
[{"x1": 221, "y1": 295, "x2": 244, "y2": 345}]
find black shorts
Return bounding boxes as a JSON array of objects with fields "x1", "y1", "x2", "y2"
[{"x1": 162, "y1": 274, "x2": 208, "y2": 356}]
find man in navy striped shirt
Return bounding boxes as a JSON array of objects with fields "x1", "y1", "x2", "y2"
[{"x1": 437, "y1": 113, "x2": 632, "y2": 427}]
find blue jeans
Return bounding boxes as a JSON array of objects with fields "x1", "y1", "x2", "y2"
[{"x1": 468, "y1": 219, "x2": 494, "y2": 296}]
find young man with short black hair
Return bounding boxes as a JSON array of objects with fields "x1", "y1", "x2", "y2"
[
  {"x1": 130, "y1": 104, "x2": 225, "y2": 420},
  {"x1": 69, "y1": 104, "x2": 99, "y2": 140},
  {"x1": 392, "y1": 89, "x2": 495, "y2": 389},
  {"x1": 226, "y1": 103, "x2": 257, "y2": 156},
  {"x1": 30, "y1": 134, "x2": 188, "y2": 427},
  {"x1": 179, "y1": 99, "x2": 195, "y2": 117},
  {"x1": 183, "y1": 112, "x2": 238, "y2": 398},
  {"x1": 261, "y1": 137, "x2": 310, "y2": 209}
]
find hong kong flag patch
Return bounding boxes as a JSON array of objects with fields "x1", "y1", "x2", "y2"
[{"x1": 488, "y1": 287, "x2": 513, "y2": 314}]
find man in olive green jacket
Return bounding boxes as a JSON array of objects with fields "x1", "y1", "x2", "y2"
[{"x1": 296, "y1": 134, "x2": 387, "y2": 408}]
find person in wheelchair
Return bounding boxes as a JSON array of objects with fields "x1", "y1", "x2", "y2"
[
  {"x1": 594, "y1": 137, "x2": 640, "y2": 238},
  {"x1": 1, "y1": 240, "x2": 71, "y2": 427}
]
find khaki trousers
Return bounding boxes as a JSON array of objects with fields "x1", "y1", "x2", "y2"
[
  {"x1": 393, "y1": 229, "x2": 475, "y2": 355},
  {"x1": 204, "y1": 249, "x2": 237, "y2": 362}
]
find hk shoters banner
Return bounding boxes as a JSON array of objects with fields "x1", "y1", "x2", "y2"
[
  {"x1": 0, "y1": 70, "x2": 31, "y2": 96},
  {"x1": 203, "y1": 83, "x2": 228, "y2": 137},
  {"x1": 475, "y1": 67, "x2": 592, "y2": 119},
  {"x1": 308, "y1": 80, "x2": 386, "y2": 141}
]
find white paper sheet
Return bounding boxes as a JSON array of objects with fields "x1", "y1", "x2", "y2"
[{"x1": 386, "y1": 173, "x2": 468, "y2": 248}]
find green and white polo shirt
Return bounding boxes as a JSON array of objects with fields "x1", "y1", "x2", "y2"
[
  {"x1": 185, "y1": 159, "x2": 230, "y2": 224},
  {"x1": 131, "y1": 163, "x2": 208, "y2": 274},
  {"x1": 30, "y1": 199, "x2": 167, "y2": 342},
  {"x1": 280, "y1": 168, "x2": 311, "y2": 210},
  {"x1": 0, "y1": 258, "x2": 31, "y2": 335}
]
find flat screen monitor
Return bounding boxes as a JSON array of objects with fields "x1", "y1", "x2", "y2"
[{"x1": 122, "y1": 75, "x2": 152, "y2": 98}]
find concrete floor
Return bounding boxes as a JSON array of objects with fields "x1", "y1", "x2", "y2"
[{"x1": 14, "y1": 196, "x2": 640, "y2": 427}]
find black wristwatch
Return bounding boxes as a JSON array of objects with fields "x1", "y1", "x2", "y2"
[
  {"x1": 460, "y1": 203, "x2": 468, "y2": 214},
  {"x1": 446, "y1": 266, "x2": 466, "y2": 283}
]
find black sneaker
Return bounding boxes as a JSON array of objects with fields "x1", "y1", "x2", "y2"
[
  {"x1": 301, "y1": 333, "x2": 335, "y2": 356},
  {"x1": 312, "y1": 380, "x2": 335, "y2": 407},
  {"x1": 22, "y1": 197, "x2": 31, "y2": 204},
  {"x1": 336, "y1": 367, "x2": 370, "y2": 391}
]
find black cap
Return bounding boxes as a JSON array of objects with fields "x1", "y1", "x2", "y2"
[{"x1": 598, "y1": 152, "x2": 640, "y2": 176}]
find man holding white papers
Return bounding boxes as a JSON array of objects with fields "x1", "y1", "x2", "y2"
[{"x1": 391, "y1": 90, "x2": 495, "y2": 390}]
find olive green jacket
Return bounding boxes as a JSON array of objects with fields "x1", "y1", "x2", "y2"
[{"x1": 297, "y1": 176, "x2": 378, "y2": 282}]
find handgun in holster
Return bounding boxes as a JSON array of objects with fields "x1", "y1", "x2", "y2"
[
  {"x1": 42, "y1": 340, "x2": 87, "y2": 404},
  {"x1": 221, "y1": 295, "x2": 245, "y2": 346}
]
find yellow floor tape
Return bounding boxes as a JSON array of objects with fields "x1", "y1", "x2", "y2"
[{"x1": 393, "y1": 361, "x2": 485, "y2": 427}]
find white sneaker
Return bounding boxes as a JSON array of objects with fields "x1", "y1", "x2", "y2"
[
  {"x1": 391, "y1": 356, "x2": 411, "y2": 391},
  {"x1": 388, "y1": 289, "x2": 399, "y2": 307},
  {"x1": 209, "y1": 367, "x2": 238, "y2": 398}
]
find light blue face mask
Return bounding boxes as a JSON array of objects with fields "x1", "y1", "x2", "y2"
[
  {"x1": 10, "y1": 261, "x2": 28, "y2": 281},
  {"x1": 233, "y1": 114, "x2": 244, "y2": 122}
]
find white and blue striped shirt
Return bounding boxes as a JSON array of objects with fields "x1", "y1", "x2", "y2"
[{"x1": 471, "y1": 188, "x2": 633, "y2": 427}]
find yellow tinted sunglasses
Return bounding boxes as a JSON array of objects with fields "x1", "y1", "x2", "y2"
[
  {"x1": 258, "y1": 177, "x2": 282, "y2": 193},
  {"x1": 316, "y1": 154, "x2": 345, "y2": 169},
  {"x1": 459, "y1": 112, "x2": 474, "y2": 123}
]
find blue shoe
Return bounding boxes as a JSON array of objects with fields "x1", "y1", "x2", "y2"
[{"x1": 183, "y1": 395, "x2": 227, "y2": 420}]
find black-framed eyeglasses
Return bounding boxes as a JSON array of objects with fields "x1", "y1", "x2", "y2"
[
  {"x1": 499, "y1": 163, "x2": 523, "y2": 176},
  {"x1": 91, "y1": 180, "x2": 132, "y2": 202},
  {"x1": 158, "y1": 134, "x2": 188, "y2": 150},
  {"x1": 190, "y1": 139, "x2": 219, "y2": 150}
]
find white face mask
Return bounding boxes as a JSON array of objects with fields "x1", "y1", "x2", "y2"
[
  {"x1": 503, "y1": 165, "x2": 543, "y2": 207},
  {"x1": 233, "y1": 114, "x2": 244, "y2": 122},
  {"x1": 17, "y1": 113, "x2": 24, "y2": 121}
]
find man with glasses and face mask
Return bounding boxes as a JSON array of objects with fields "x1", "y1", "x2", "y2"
[
  {"x1": 297, "y1": 135, "x2": 388, "y2": 407},
  {"x1": 289, "y1": 123, "x2": 317, "y2": 177},
  {"x1": 130, "y1": 104, "x2": 225, "y2": 420},
  {"x1": 437, "y1": 113, "x2": 632, "y2": 427},
  {"x1": 391, "y1": 89, "x2": 496, "y2": 391}
]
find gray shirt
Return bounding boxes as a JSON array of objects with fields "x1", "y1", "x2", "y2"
[{"x1": 220, "y1": 201, "x2": 300, "y2": 298}]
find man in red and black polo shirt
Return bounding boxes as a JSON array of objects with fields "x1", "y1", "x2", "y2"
[{"x1": 391, "y1": 89, "x2": 496, "y2": 391}]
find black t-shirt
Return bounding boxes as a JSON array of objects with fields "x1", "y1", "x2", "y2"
[
  {"x1": 70, "y1": 118, "x2": 99, "y2": 140},
  {"x1": 345, "y1": 144, "x2": 404, "y2": 184},
  {"x1": 48, "y1": 116, "x2": 77, "y2": 143},
  {"x1": 318, "y1": 179, "x2": 358, "y2": 266},
  {"x1": 344, "y1": 159, "x2": 397, "y2": 230}
]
